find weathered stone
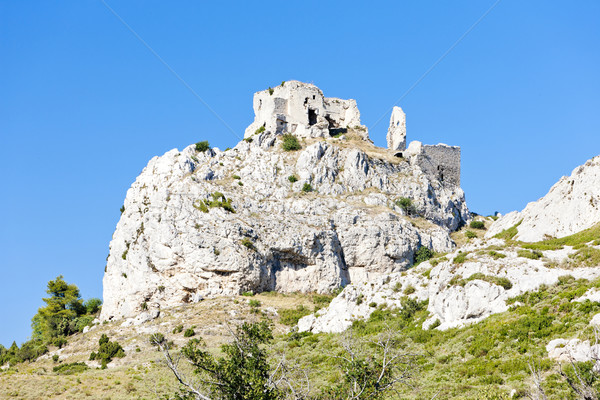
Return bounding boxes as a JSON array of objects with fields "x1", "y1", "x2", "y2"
[
  {"x1": 386, "y1": 106, "x2": 406, "y2": 151},
  {"x1": 486, "y1": 155, "x2": 600, "y2": 242}
]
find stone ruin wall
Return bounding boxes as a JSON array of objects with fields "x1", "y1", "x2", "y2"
[{"x1": 419, "y1": 145, "x2": 461, "y2": 186}]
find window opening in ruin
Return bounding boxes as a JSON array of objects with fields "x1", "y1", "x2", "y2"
[
  {"x1": 308, "y1": 108, "x2": 317, "y2": 126},
  {"x1": 259, "y1": 99, "x2": 262, "y2": 109},
  {"x1": 312, "y1": 95, "x2": 315, "y2": 99},
  {"x1": 394, "y1": 152, "x2": 403, "y2": 158},
  {"x1": 325, "y1": 114, "x2": 347, "y2": 136},
  {"x1": 304, "y1": 98, "x2": 308, "y2": 106}
]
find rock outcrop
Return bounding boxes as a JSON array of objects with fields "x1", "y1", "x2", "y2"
[
  {"x1": 486, "y1": 155, "x2": 600, "y2": 242},
  {"x1": 100, "y1": 82, "x2": 468, "y2": 322},
  {"x1": 386, "y1": 106, "x2": 406, "y2": 152},
  {"x1": 299, "y1": 238, "x2": 600, "y2": 333}
]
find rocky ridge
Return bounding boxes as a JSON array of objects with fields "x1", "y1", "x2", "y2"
[
  {"x1": 100, "y1": 82, "x2": 469, "y2": 323},
  {"x1": 299, "y1": 236, "x2": 600, "y2": 333},
  {"x1": 486, "y1": 155, "x2": 600, "y2": 242}
]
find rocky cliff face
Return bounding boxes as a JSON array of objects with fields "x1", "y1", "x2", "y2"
[
  {"x1": 486, "y1": 155, "x2": 600, "y2": 242},
  {"x1": 300, "y1": 155, "x2": 600, "y2": 334},
  {"x1": 100, "y1": 132, "x2": 469, "y2": 322},
  {"x1": 299, "y1": 238, "x2": 600, "y2": 333}
]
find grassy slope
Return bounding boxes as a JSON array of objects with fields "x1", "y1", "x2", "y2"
[{"x1": 3, "y1": 225, "x2": 600, "y2": 399}]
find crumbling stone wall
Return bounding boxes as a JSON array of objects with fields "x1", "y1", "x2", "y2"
[
  {"x1": 244, "y1": 81, "x2": 367, "y2": 140},
  {"x1": 420, "y1": 144, "x2": 461, "y2": 186}
]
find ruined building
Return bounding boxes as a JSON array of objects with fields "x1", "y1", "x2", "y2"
[{"x1": 244, "y1": 81, "x2": 460, "y2": 186}]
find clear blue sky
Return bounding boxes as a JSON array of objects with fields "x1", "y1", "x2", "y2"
[{"x1": 1, "y1": 1, "x2": 599, "y2": 347}]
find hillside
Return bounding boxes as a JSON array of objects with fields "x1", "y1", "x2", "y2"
[{"x1": 3, "y1": 83, "x2": 600, "y2": 399}]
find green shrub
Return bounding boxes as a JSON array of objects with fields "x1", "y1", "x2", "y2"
[
  {"x1": 248, "y1": 299, "x2": 261, "y2": 308},
  {"x1": 184, "y1": 328, "x2": 195, "y2": 338},
  {"x1": 302, "y1": 183, "x2": 313, "y2": 192},
  {"x1": 279, "y1": 305, "x2": 311, "y2": 326},
  {"x1": 281, "y1": 134, "x2": 301, "y2": 151},
  {"x1": 488, "y1": 251, "x2": 506, "y2": 260},
  {"x1": 404, "y1": 285, "x2": 416, "y2": 295},
  {"x1": 173, "y1": 325, "x2": 183, "y2": 334},
  {"x1": 517, "y1": 249, "x2": 543, "y2": 260},
  {"x1": 53, "y1": 362, "x2": 88, "y2": 375},
  {"x1": 241, "y1": 291, "x2": 254, "y2": 297},
  {"x1": 465, "y1": 230, "x2": 477, "y2": 239},
  {"x1": 241, "y1": 237, "x2": 255, "y2": 250},
  {"x1": 414, "y1": 247, "x2": 434, "y2": 265},
  {"x1": 494, "y1": 220, "x2": 522, "y2": 240},
  {"x1": 569, "y1": 246, "x2": 600, "y2": 267},
  {"x1": 90, "y1": 334, "x2": 125, "y2": 368},
  {"x1": 470, "y1": 220, "x2": 486, "y2": 229},
  {"x1": 195, "y1": 141, "x2": 210, "y2": 152},
  {"x1": 254, "y1": 126, "x2": 265, "y2": 135},
  {"x1": 232, "y1": 175, "x2": 241, "y2": 180},
  {"x1": 356, "y1": 294, "x2": 364, "y2": 305},
  {"x1": 268, "y1": 87, "x2": 274, "y2": 95},
  {"x1": 120, "y1": 205, "x2": 125, "y2": 214},
  {"x1": 395, "y1": 197, "x2": 416, "y2": 216},
  {"x1": 288, "y1": 175, "x2": 298, "y2": 183},
  {"x1": 52, "y1": 354, "x2": 59, "y2": 363},
  {"x1": 453, "y1": 251, "x2": 469, "y2": 264}
]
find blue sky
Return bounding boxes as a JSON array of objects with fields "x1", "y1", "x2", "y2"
[{"x1": 1, "y1": 1, "x2": 599, "y2": 346}]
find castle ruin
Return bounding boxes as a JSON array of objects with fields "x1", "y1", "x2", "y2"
[{"x1": 245, "y1": 81, "x2": 461, "y2": 186}]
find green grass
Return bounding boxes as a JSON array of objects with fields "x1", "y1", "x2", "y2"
[
  {"x1": 449, "y1": 273, "x2": 513, "y2": 290},
  {"x1": 517, "y1": 249, "x2": 543, "y2": 260},
  {"x1": 517, "y1": 223, "x2": 600, "y2": 250},
  {"x1": 494, "y1": 220, "x2": 522, "y2": 240},
  {"x1": 267, "y1": 277, "x2": 600, "y2": 399}
]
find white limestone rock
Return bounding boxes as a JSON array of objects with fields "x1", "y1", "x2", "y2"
[
  {"x1": 100, "y1": 135, "x2": 468, "y2": 322},
  {"x1": 300, "y1": 239, "x2": 600, "y2": 333},
  {"x1": 386, "y1": 106, "x2": 406, "y2": 151},
  {"x1": 244, "y1": 81, "x2": 367, "y2": 140},
  {"x1": 486, "y1": 155, "x2": 600, "y2": 242}
]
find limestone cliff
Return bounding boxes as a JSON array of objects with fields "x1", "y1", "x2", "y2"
[
  {"x1": 486, "y1": 155, "x2": 600, "y2": 242},
  {"x1": 100, "y1": 82, "x2": 469, "y2": 322}
]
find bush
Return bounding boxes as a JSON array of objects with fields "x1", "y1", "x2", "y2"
[
  {"x1": 173, "y1": 325, "x2": 183, "y2": 334},
  {"x1": 248, "y1": 299, "x2": 261, "y2": 308},
  {"x1": 254, "y1": 126, "x2": 265, "y2": 135},
  {"x1": 232, "y1": 175, "x2": 241, "y2": 180},
  {"x1": 241, "y1": 237, "x2": 255, "y2": 251},
  {"x1": 494, "y1": 220, "x2": 522, "y2": 240},
  {"x1": 414, "y1": 247, "x2": 434, "y2": 265},
  {"x1": 195, "y1": 141, "x2": 210, "y2": 152},
  {"x1": 184, "y1": 328, "x2": 195, "y2": 338},
  {"x1": 302, "y1": 183, "x2": 313, "y2": 192},
  {"x1": 395, "y1": 197, "x2": 416, "y2": 216},
  {"x1": 90, "y1": 334, "x2": 125, "y2": 368},
  {"x1": 53, "y1": 362, "x2": 88, "y2": 375},
  {"x1": 288, "y1": 175, "x2": 298, "y2": 183},
  {"x1": 517, "y1": 249, "x2": 543, "y2": 260},
  {"x1": 465, "y1": 230, "x2": 477, "y2": 239},
  {"x1": 470, "y1": 220, "x2": 486, "y2": 229},
  {"x1": 279, "y1": 305, "x2": 311, "y2": 326},
  {"x1": 453, "y1": 252, "x2": 469, "y2": 264},
  {"x1": 281, "y1": 134, "x2": 301, "y2": 151},
  {"x1": 404, "y1": 285, "x2": 416, "y2": 295}
]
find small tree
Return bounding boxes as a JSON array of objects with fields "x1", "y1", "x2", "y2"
[
  {"x1": 195, "y1": 141, "x2": 210, "y2": 152},
  {"x1": 395, "y1": 197, "x2": 416, "y2": 217},
  {"x1": 154, "y1": 322, "x2": 282, "y2": 400},
  {"x1": 318, "y1": 328, "x2": 418, "y2": 399},
  {"x1": 281, "y1": 135, "x2": 301, "y2": 151},
  {"x1": 32, "y1": 275, "x2": 86, "y2": 342}
]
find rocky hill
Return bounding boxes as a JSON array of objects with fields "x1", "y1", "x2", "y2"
[
  {"x1": 100, "y1": 81, "x2": 469, "y2": 323},
  {"x1": 486, "y1": 155, "x2": 600, "y2": 242}
]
